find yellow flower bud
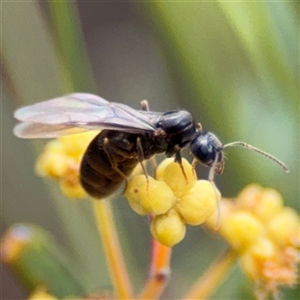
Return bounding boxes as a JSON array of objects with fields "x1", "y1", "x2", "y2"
[
  {"x1": 255, "y1": 188, "x2": 283, "y2": 222},
  {"x1": 156, "y1": 158, "x2": 174, "y2": 181},
  {"x1": 29, "y1": 289, "x2": 58, "y2": 300},
  {"x1": 239, "y1": 250, "x2": 260, "y2": 280},
  {"x1": 220, "y1": 211, "x2": 264, "y2": 251},
  {"x1": 237, "y1": 185, "x2": 284, "y2": 222},
  {"x1": 267, "y1": 207, "x2": 299, "y2": 247},
  {"x1": 125, "y1": 175, "x2": 176, "y2": 215},
  {"x1": 60, "y1": 180, "x2": 87, "y2": 199},
  {"x1": 59, "y1": 131, "x2": 99, "y2": 156},
  {"x1": 35, "y1": 131, "x2": 99, "y2": 199},
  {"x1": 159, "y1": 158, "x2": 197, "y2": 197},
  {"x1": 205, "y1": 199, "x2": 234, "y2": 230},
  {"x1": 177, "y1": 180, "x2": 218, "y2": 225},
  {"x1": 237, "y1": 184, "x2": 263, "y2": 209},
  {"x1": 131, "y1": 162, "x2": 146, "y2": 177},
  {"x1": 249, "y1": 238, "x2": 276, "y2": 260},
  {"x1": 36, "y1": 152, "x2": 68, "y2": 178},
  {"x1": 150, "y1": 209, "x2": 186, "y2": 247},
  {"x1": 124, "y1": 175, "x2": 149, "y2": 215}
]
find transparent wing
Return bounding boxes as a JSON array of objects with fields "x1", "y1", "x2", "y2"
[
  {"x1": 14, "y1": 93, "x2": 158, "y2": 138},
  {"x1": 14, "y1": 123, "x2": 92, "y2": 138}
]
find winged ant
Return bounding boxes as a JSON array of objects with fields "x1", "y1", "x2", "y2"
[{"x1": 14, "y1": 93, "x2": 288, "y2": 199}]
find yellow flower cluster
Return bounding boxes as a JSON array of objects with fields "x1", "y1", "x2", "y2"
[
  {"x1": 36, "y1": 131, "x2": 99, "y2": 199},
  {"x1": 28, "y1": 289, "x2": 58, "y2": 300},
  {"x1": 207, "y1": 184, "x2": 299, "y2": 298},
  {"x1": 125, "y1": 158, "x2": 219, "y2": 247}
]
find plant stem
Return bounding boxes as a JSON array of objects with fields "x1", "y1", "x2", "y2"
[
  {"x1": 182, "y1": 247, "x2": 237, "y2": 300},
  {"x1": 138, "y1": 239, "x2": 172, "y2": 299},
  {"x1": 93, "y1": 200, "x2": 133, "y2": 299}
]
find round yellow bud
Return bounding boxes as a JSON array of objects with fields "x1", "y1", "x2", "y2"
[
  {"x1": 220, "y1": 211, "x2": 264, "y2": 251},
  {"x1": 60, "y1": 180, "x2": 87, "y2": 199},
  {"x1": 150, "y1": 209, "x2": 186, "y2": 247},
  {"x1": 36, "y1": 152, "x2": 68, "y2": 178},
  {"x1": 59, "y1": 131, "x2": 98, "y2": 156},
  {"x1": 237, "y1": 184, "x2": 263, "y2": 208},
  {"x1": 44, "y1": 139, "x2": 66, "y2": 154},
  {"x1": 131, "y1": 162, "x2": 146, "y2": 177},
  {"x1": 249, "y1": 238, "x2": 276, "y2": 260},
  {"x1": 239, "y1": 250, "x2": 260, "y2": 280},
  {"x1": 236, "y1": 184, "x2": 263, "y2": 210},
  {"x1": 125, "y1": 175, "x2": 176, "y2": 215},
  {"x1": 205, "y1": 199, "x2": 234, "y2": 230},
  {"x1": 177, "y1": 180, "x2": 218, "y2": 225},
  {"x1": 237, "y1": 185, "x2": 284, "y2": 222},
  {"x1": 255, "y1": 188, "x2": 283, "y2": 221},
  {"x1": 124, "y1": 175, "x2": 149, "y2": 215},
  {"x1": 160, "y1": 158, "x2": 196, "y2": 197},
  {"x1": 35, "y1": 132, "x2": 99, "y2": 200},
  {"x1": 29, "y1": 289, "x2": 58, "y2": 300},
  {"x1": 267, "y1": 207, "x2": 299, "y2": 247},
  {"x1": 156, "y1": 158, "x2": 174, "y2": 180}
]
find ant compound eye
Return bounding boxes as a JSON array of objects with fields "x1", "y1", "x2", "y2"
[
  {"x1": 198, "y1": 144, "x2": 211, "y2": 158},
  {"x1": 190, "y1": 132, "x2": 223, "y2": 168}
]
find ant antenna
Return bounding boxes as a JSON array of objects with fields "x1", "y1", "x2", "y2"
[
  {"x1": 208, "y1": 154, "x2": 221, "y2": 230},
  {"x1": 223, "y1": 142, "x2": 289, "y2": 173}
]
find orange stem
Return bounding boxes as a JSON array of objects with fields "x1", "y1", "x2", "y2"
[
  {"x1": 138, "y1": 238, "x2": 172, "y2": 299},
  {"x1": 93, "y1": 200, "x2": 133, "y2": 299},
  {"x1": 182, "y1": 248, "x2": 237, "y2": 300}
]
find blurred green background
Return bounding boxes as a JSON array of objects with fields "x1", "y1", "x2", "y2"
[{"x1": 1, "y1": 1, "x2": 299, "y2": 299}]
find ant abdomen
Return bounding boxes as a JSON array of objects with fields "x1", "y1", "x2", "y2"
[{"x1": 80, "y1": 130, "x2": 140, "y2": 199}]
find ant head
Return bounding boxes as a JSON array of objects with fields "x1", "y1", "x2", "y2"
[
  {"x1": 190, "y1": 131, "x2": 289, "y2": 181},
  {"x1": 190, "y1": 130, "x2": 288, "y2": 230},
  {"x1": 190, "y1": 132, "x2": 225, "y2": 175}
]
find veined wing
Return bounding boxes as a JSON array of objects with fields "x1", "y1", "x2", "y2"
[
  {"x1": 14, "y1": 123, "x2": 96, "y2": 138},
  {"x1": 14, "y1": 93, "x2": 158, "y2": 138}
]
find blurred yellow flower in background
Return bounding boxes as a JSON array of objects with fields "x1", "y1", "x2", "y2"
[
  {"x1": 35, "y1": 131, "x2": 99, "y2": 199},
  {"x1": 206, "y1": 184, "x2": 299, "y2": 298}
]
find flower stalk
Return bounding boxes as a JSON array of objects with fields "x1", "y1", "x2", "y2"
[
  {"x1": 182, "y1": 247, "x2": 238, "y2": 300},
  {"x1": 92, "y1": 200, "x2": 133, "y2": 299},
  {"x1": 138, "y1": 238, "x2": 172, "y2": 299}
]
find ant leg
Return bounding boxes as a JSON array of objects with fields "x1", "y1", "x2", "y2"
[
  {"x1": 196, "y1": 122, "x2": 202, "y2": 132},
  {"x1": 208, "y1": 154, "x2": 221, "y2": 229},
  {"x1": 136, "y1": 137, "x2": 149, "y2": 181},
  {"x1": 140, "y1": 100, "x2": 160, "y2": 178},
  {"x1": 103, "y1": 138, "x2": 129, "y2": 183},
  {"x1": 174, "y1": 146, "x2": 188, "y2": 182},
  {"x1": 136, "y1": 138, "x2": 151, "y2": 194},
  {"x1": 150, "y1": 157, "x2": 158, "y2": 179},
  {"x1": 140, "y1": 100, "x2": 150, "y2": 111},
  {"x1": 191, "y1": 158, "x2": 197, "y2": 171},
  {"x1": 139, "y1": 100, "x2": 159, "y2": 178}
]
